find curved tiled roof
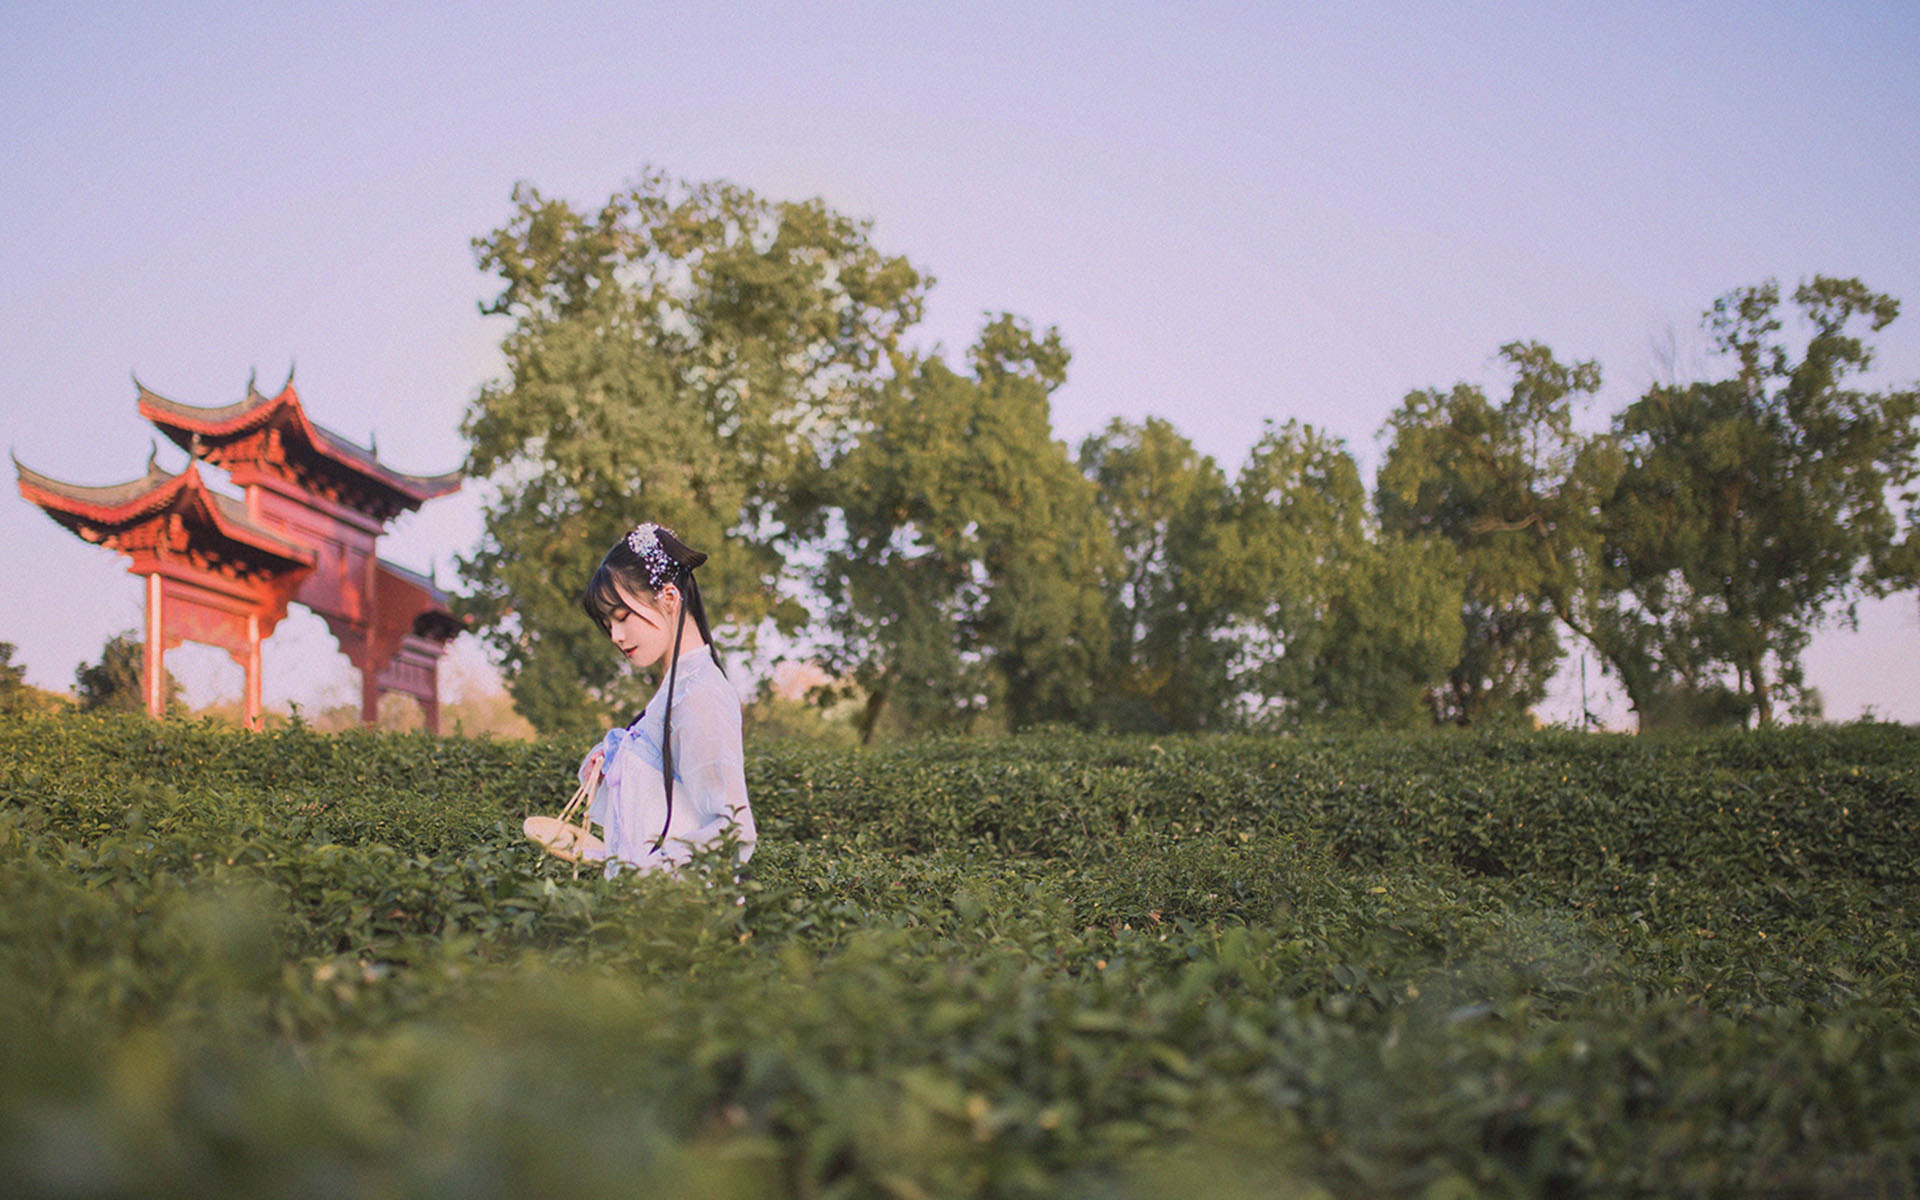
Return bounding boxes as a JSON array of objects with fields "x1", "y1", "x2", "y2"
[
  {"x1": 11, "y1": 451, "x2": 178, "y2": 516},
  {"x1": 137, "y1": 373, "x2": 462, "y2": 511},
  {"x1": 14, "y1": 454, "x2": 312, "y2": 568}
]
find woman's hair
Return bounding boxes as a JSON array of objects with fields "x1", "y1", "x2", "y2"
[
  {"x1": 581, "y1": 522, "x2": 716, "y2": 650},
  {"x1": 580, "y1": 521, "x2": 719, "y2": 854}
]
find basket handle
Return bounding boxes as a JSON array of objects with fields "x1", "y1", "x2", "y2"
[
  {"x1": 559, "y1": 758, "x2": 602, "y2": 880},
  {"x1": 558, "y1": 757, "x2": 602, "y2": 828}
]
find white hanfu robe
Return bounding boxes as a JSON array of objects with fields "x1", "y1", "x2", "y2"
[{"x1": 581, "y1": 646, "x2": 755, "y2": 876}]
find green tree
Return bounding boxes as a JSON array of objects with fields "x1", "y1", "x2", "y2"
[
  {"x1": 1077, "y1": 416, "x2": 1236, "y2": 731},
  {"x1": 978, "y1": 323, "x2": 1118, "y2": 732},
  {"x1": 0, "y1": 642, "x2": 28, "y2": 717},
  {"x1": 458, "y1": 172, "x2": 928, "y2": 734},
  {"x1": 816, "y1": 318, "x2": 1113, "y2": 741},
  {"x1": 1595, "y1": 277, "x2": 1920, "y2": 727},
  {"x1": 75, "y1": 631, "x2": 181, "y2": 714},
  {"x1": 1210, "y1": 420, "x2": 1462, "y2": 727},
  {"x1": 1376, "y1": 342, "x2": 1609, "y2": 725},
  {"x1": 1875, "y1": 507, "x2": 1920, "y2": 610},
  {"x1": 970, "y1": 312, "x2": 1072, "y2": 392}
]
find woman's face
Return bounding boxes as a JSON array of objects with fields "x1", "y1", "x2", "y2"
[{"x1": 606, "y1": 581, "x2": 680, "y2": 669}]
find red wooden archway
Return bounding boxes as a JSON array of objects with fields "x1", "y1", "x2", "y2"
[{"x1": 16, "y1": 373, "x2": 463, "y2": 731}]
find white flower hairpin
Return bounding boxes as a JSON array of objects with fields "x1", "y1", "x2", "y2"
[{"x1": 626, "y1": 522, "x2": 679, "y2": 587}]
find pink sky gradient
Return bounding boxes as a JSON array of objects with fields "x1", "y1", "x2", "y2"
[{"x1": 3, "y1": 1, "x2": 1916, "y2": 725}]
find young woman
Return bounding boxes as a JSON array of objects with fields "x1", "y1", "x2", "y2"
[{"x1": 577, "y1": 522, "x2": 755, "y2": 875}]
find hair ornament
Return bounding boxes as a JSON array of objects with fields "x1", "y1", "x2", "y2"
[{"x1": 625, "y1": 521, "x2": 681, "y2": 589}]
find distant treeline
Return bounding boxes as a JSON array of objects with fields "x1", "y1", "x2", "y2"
[{"x1": 456, "y1": 170, "x2": 1920, "y2": 740}]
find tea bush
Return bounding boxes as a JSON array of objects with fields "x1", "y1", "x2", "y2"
[{"x1": 2, "y1": 711, "x2": 1917, "y2": 1197}]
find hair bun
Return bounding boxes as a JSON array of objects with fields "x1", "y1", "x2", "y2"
[
  {"x1": 655, "y1": 527, "x2": 707, "y2": 573},
  {"x1": 623, "y1": 521, "x2": 707, "y2": 587}
]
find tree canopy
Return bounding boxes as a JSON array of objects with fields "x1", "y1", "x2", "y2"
[
  {"x1": 1593, "y1": 278, "x2": 1918, "y2": 727},
  {"x1": 0, "y1": 643, "x2": 29, "y2": 717},
  {"x1": 815, "y1": 320, "x2": 1113, "y2": 741},
  {"x1": 458, "y1": 172, "x2": 927, "y2": 734},
  {"x1": 1209, "y1": 420, "x2": 1463, "y2": 727},
  {"x1": 1376, "y1": 342, "x2": 1609, "y2": 725},
  {"x1": 455, "y1": 173, "x2": 1918, "y2": 735},
  {"x1": 1077, "y1": 416, "x2": 1235, "y2": 731},
  {"x1": 74, "y1": 631, "x2": 179, "y2": 715}
]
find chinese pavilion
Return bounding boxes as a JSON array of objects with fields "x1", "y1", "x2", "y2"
[{"x1": 15, "y1": 373, "x2": 464, "y2": 731}]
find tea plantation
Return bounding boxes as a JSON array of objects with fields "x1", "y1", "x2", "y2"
[{"x1": 2, "y1": 713, "x2": 1916, "y2": 1198}]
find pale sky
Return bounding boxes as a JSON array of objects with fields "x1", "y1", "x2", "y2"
[{"x1": 3, "y1": 1, "x2": 1917, "y2": 725}]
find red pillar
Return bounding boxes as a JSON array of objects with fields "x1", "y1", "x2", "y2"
[
  {"x1": 244, "y1": 611, "x2": 263, "y2": 730},
  {"x1": 360, "y1": 651, "x2": 380, "y2": 727},
  {"x1": 421, "y1": 670, "x2": 441, "y2": 736},
  {"x1": 144, "y1": 573, "x2": 165, "y2": 718}
]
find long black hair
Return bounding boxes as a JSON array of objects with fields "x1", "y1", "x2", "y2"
[{"x1": 580, "y1": 522, "x2": 719, "y2": 852}]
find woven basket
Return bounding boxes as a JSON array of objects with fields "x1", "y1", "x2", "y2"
[{"x1": 524, "y1": 759, "x2": 606, "y2": 875}]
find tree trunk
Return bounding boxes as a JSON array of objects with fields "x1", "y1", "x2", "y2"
[
  {"x1": 1750, "y1": 653, "x2": 1774, "y2": 727},
  {"x1": 858, "y1": 688, "x2": 888, "y2": 745}
]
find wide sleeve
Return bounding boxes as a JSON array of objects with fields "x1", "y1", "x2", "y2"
[{"x1": 660, "y1": 676, "x2": 756, "y2": 866}]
